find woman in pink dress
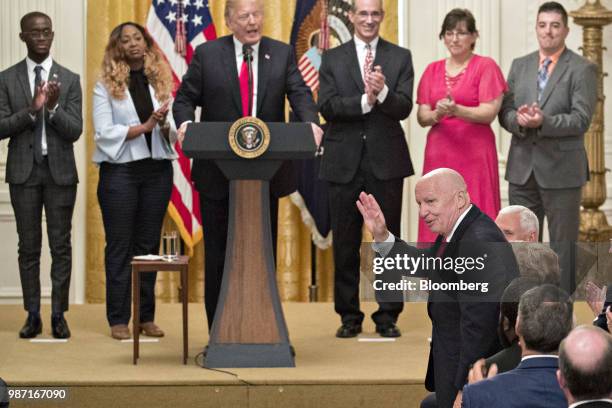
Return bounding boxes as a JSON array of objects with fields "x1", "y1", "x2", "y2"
[{"x1": 416, "y1": 8, "x2": 508, "y2": 243}]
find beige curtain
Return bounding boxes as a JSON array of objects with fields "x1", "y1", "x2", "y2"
[{"x1": 85, "y1": 0, "x2": 398, "y2": 303}]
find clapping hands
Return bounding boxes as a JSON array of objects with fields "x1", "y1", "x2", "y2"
[
  {"x1": 365, "y1": 65, "x2": 386, "y2": 106},
  {"x1": 435, "y1": 97, "x2": 457, "y2": 118},
  {"x1": 31, "y1": 74, "x2": 61, "y2": 113},
  {"x1": 517, "y1": 102, "x2": 543, "y2": 128}
]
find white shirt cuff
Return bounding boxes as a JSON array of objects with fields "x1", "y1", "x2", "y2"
[
  {"x1": 371, "y1": 232, "x2": 395, "y2": 257},
  {"x1": 361, "y1": 94, "x2": 373, "y2": 114},
  {"x1": 377, "y1": 84, "x2": 389, "y2": 104},
  {"x1": 48, "y1": 104, "x2": 58, "y2": 118}
]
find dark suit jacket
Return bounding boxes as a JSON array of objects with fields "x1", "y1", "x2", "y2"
[
  {"x1": 485, "y1": 341, "x2": 522, "y2": 374},
  {"x1": 383, "y1": 206, "x2": 518, "y2": 406},
  {"x1": 462, "y1": 357, "x2": 567, "y2": 408},
  {"x1": 499, "y1": 48, "x2": 597, "y2": 189},
  {"x1": 173, "y1": 35, "x2": 318, "y2": 199},
  {"x1": 0, "y1": 60, "x2": 82, "y2": 185},
  {"x1": 318, "y1": 38, "x2": 414, "y2": 183}
]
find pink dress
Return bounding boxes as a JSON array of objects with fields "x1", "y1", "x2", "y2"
[{"x1": 417, "y1": 55, "x2": 508, "y2": 243}]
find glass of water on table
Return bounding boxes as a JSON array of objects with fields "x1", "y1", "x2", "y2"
[{"x1": 162, "y1": 230, "x2": 179, "y2": 261}]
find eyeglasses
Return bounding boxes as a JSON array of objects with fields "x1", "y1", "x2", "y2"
[
  {"x1": 444, "y1": 30, "x2": 471, "y2": 39},
  {"x1": 235, "y1": 11, "x2": 263, "y2": 23},
  {"x1": 22, "y1": 29, "x2": 53, "y2": 39},
  {"x1": 355, "y1": 11, "x2": 383, "y2": 20}
]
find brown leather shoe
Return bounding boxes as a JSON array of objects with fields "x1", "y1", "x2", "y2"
[
  {"x1": 140, "y1": 322, "x2": 164, "y2": 337},
  {"x1": 110, "y1": 324, "x2": 131, "y2": 340}
]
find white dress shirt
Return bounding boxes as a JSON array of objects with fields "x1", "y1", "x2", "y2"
[
  {"x1": 353, "y1": 35, "x2": 389, "y2": 114},
  {"x1": 233, "y1": 36, "x2": 259, "y2": 117},
  {"x1": 26, "y1": 56, "x2": 54, "y2": 156},
  {"x1": 569, "y1": 399, "x2": 612, "y2": 407}
]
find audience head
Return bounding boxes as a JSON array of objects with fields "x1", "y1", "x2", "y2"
[
  {"x1": 536, "y1": 2, "x2": 569, "y2": 55},
  {"x1": 512, "y1": 243, "x2": 560, "y2": 286},
  {"x1": 557, "y1": 325, "x2": 612, "y2": 404},
  {"x1": 19, "y1": 12, "x2": 54, "y2": 61},
  {"x1": 498, "y1": 277, "x2": 540, "y2": 348},
  {"x1": 225, "y1": 0, "x2": 264, "y2": 46},
  {"x1": 495, "y1": 205, "x2": 539, "y2": 242},
  {"x1": 415, "y1": 168, "x2": 471, "y2": 238},
  {"x1": 100, "y1": 22, "x2": 173, "y2": 102},
  {"x1": 439, "y1": 8, "x2": 478, "y2": 52},
  {"x1": 349, "y1": 0, "x2": 385, "y2": 44},
  {"x1": 516, "y1": 284, "x2": 573, "y2": 355}
]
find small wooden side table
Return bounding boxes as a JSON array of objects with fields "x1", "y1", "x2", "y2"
[{"x1": 131, "y1": 255, "x2": 189, "y2": 365}]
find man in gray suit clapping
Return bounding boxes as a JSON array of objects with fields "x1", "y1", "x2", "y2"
[
  {"x1": 0, "y1": 12, "x2": 82, "y2": 339},
  {"x1": 499, "y1": 1, "x2": 597, "y2": 295}
]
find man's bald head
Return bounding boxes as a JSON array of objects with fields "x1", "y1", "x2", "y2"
[
  {"x1": 415, "y1": 168, "x2": 471, "y2": 237},
  {"x1": 417, "y1": 168, "x2": 468, "y2": 195},
  {"x1": 558, "y1": 325, "x2": 612, "y2": 403}
]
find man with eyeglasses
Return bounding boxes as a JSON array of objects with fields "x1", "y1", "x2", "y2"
[
  {"x1": 318, "y1": 0, "x2": 415, "y2": 339},
  {"x1": 173, "y1": 0, "x2": 322, "y2": 330},
  {"x1": 0, "y1": 11, "x2": 82, "y2": 339},
  {"x1": 499, "y1": 1, "x2": 597, "y2": 294}
]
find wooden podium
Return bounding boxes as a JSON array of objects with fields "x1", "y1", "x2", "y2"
[{"x1": 182, "y1": 119, "x2": 315, "y2": 368}]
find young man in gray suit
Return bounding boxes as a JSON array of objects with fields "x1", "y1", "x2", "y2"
[
  {"x1": 0, "y1": 12, "x2": 82, "y2": 339},
  {"x1": 499, "y1": 2, "x2": 597, "y2": 294}
]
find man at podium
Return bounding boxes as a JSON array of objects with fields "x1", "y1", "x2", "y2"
[{"x1": 173, "y1": 0, "x2": 321, "y2": 330}]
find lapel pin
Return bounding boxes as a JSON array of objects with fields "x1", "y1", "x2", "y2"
[{"x1": 265, "y1": 54, "x2": 270, "y2": 60}]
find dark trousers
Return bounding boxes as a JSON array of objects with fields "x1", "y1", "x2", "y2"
[
  {"x1": 509, "y1": 173, "x2": 581, "y2": 293},
  {"x1": 328, "y1": 148, "x2": 404, "y2": 326},
  {"x1": 200, "y1": 186, "x2": 279, "y2": 330},
  {"x1": 9, "y1": 157, "x2": 76, "y2": 314},
  {"x1": 97, "y1": 159, "x2": 172, "y2": 326}
]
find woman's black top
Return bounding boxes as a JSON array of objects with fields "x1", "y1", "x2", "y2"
[{"x1": 128, "y1": 68, "x2": 154, "y2": 152}]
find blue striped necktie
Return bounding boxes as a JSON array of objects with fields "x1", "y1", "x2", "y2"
[{"x1": 537, "y1": 58, "x2": 552, "y2": 101}]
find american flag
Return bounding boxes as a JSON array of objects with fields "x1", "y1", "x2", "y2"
[
  {"x1": 296, "y1": 0, "x2": 329, "y2": 93},
  {"x1": 146, "y1": 0, "x2": 217, "y2": 249}
]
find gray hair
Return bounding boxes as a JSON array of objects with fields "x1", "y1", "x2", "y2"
[
  {"x1": 512, "y1": 243, "x2": 560, "y2": 286},
  {"x1": 518, "y1": 284, "x2": 573, "y2": 353},
  {"x1": 499, "y1": 205, "x2": 539, "y2": 238}
]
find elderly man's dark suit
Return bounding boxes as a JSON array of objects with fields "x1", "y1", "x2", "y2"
[
  {"x1": 319, "y1": 37, "x2": 414, "y2": 327},
  {"x1": 0, "y1": 60, "x2": 82, "y2": 314},
  {"x1": 499, "y1": 48, "x2": 597, "y2": 293},
  {"x1": 381, "y1": 206, "x2": 518, "y2": 408},
  {"x1": 173, "y1": 35, "x2": 318, "y2": 328}
]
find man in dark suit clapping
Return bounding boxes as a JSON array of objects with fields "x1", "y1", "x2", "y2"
[
  {"x1": 0, "y1": 12, "x2": 82, "y2": 339},
  {"x1": 461, "y1": 284, "x2": 573, "y2": 408},
  {"x1": 319, "y1": 0, "x2": 414, "y2": 339}
]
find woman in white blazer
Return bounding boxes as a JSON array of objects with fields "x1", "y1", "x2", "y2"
[{"x1": 93, "y1": 22, "x2": 176, "y2": 340}]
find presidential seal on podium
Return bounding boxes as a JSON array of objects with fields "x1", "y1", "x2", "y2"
[{"x1": 228, "y1": 117, "x2": 270, "y2": 159}]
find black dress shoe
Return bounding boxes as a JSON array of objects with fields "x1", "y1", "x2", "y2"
[
  {"x1": 51, "y1": 314, "x2": 71, "y2": 339},
  {"x1": 335, "y1": 323, "x2": 362, "y2": 338},
  {"x1": 376, "y1": 323, "x2": 401, "y2": 338},
  {"x1": 19, "y1": 313, "x2": 42, "y2": 338}
]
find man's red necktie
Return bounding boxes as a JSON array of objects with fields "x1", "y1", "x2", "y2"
[{"x1": 239, "y1": 58, "x2": 253, "y2": 117}]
